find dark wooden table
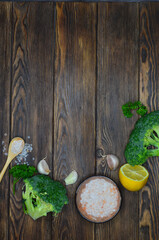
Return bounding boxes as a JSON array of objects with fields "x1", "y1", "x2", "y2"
[{"x1": 0, "y1": 2, "x2": 159, "y2": 240}]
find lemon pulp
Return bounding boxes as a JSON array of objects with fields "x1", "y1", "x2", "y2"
[{"x1": 119, "y1": 163, "x2": 149, "y2": 191}]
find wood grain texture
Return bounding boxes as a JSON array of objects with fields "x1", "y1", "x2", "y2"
[
  {"x1": 0, "y1": 2, "x2": 159, "y2": 240},
  {"x1": 20, "y1": 0, "x2": 158, "y2": 2},
  {"x1": 9, "y1": 2, "x2": 54, "y2": 240},
  {"x1": 139, "y1": 3, "x2": 159, "y2": 240},
  {"x1": 53, "y1": 3, "x2": 96, "y2": 240},
  {"x1": 0, "y1": 3, "x2": 12, "y2": 240},
  {"x1": 96, "y1": 3, "x2": 139, "y2": 240}
]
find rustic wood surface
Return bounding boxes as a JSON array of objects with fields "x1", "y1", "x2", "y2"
[
  {"x1": 0, "y1": 3, "x2": 12, "y2": 240},
  {"x1": 53, "y1": 3, "x2": 96, "y2": 240},
  {"x1": 0, "y1": 2, "x2": 158, "y2": 240},
  {"x1": 139, "y1": 3, "x2": 159, "y2": 240},
  {"x1": 9, "y1": 3, "x2": 54, "y2": 240},
  {"x1": 96, "y1": 3, "x2": 139, "y2": 240}
]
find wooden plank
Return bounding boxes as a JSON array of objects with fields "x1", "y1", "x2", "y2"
[
  {"x1": 96, "y1": 3, "x2": 139, "y2": 240},
  {"x1": 22, "y1": 0, "x2": 159, "y2": 2},
  {"x1": 0, "y1": 3, "x2": 12, "y2": 240},
  {"x1": 9, "y1": 2, "x2": 54, "y2": 240},
  {"x1": 139, "y1": 3, "x2": 159, "y2": 240},
  {"x1": 53, "y1": 3, "x2": 96, "y2": 240}
]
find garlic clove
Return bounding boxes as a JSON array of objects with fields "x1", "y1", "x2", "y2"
[
  {"x1": 37, "y1": 159, "x2": 51, "y2": 175},
  {"x1": 106, "y1": 154, "x2": 119, "y2": 171},
  {"x1": 64, "y1": 170, "x2": 78, "y2": 185}
]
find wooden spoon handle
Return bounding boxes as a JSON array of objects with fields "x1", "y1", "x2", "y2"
[{"x1": 0, "y1": 159, "x2": 11, "y2": 183}]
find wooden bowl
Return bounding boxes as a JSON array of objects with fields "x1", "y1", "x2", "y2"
[{"x1": 76, "y1": 176, "x2": 121, "y2": 223}]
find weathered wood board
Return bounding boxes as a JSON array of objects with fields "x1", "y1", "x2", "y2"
[{"x1": 0, "y1": 2, "x2": 158, "y2": 240}]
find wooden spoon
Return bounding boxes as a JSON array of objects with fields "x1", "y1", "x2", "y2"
[{"x1": 0, "y1": 137, "x2": 25, "y2": 183}]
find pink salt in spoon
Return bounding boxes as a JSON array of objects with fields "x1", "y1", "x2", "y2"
[{"x1": 0, "y1": 137, "x2": 25, "y2": 182}]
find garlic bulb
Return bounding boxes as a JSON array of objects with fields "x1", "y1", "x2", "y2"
[
  {"x1": 106, "y1": 154, "x2": 119, "y2": 171},
  {"x1": 37, "y1": 159, "x2": 50, "y2": 175},
  {"x1": 64, "y1": 170, "x2": 78, "y2": 185}
]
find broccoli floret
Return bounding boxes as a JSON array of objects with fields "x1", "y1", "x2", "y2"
[
  {"x1": 125, "y1": 110, "x2": 159, "y2": 166},
  {"x1": 22, "y1": 175, "x2": 68, "y2": 220}
]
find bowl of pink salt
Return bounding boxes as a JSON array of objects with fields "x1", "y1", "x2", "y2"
[{"x1": 76, "y1": 176, "x2": 121, "y2": 223}]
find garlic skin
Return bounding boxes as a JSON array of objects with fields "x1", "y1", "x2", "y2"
[
  {"x1": 37, "y1": 159, "x2": 51, "y2": 175},
  {"x1": 64, "y1": 170, "x2": 78, "y2": 185},
  {"x1": 106, "y1": 154, "x2": 119, "y2": 171}
]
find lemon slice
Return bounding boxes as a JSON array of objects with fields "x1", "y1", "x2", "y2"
[{"x1": 119, "y1": 163, "x2": 149, "y2": 191}]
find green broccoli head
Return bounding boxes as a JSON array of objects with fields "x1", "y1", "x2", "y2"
[
  {"x1": 22, "y1": 175, "x2": 68, "y2": 220},
  {"x1": 125, "y1": 110, "x2": 159, "y2": 166}
]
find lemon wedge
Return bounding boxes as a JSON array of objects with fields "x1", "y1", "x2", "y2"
[{"x1": 119, "y1": 163, "x2": 149, "y2": 191}]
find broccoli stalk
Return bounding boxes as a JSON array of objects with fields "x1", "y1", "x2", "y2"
[
  {"x1": 22, "y1": 175, "x2": 68, "y2": 220},
  {"x1": 144, "y1": 127, "x2": 159, "y2": 157},
  {"x1": 22, "y1": 181, "x2": 55, "y2": 220},
  {"x1": 125, "y1": 111, "x2": 159, "y2": 165}
]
